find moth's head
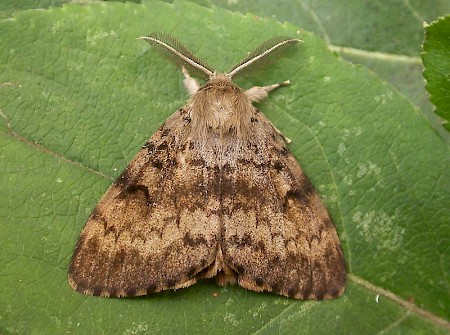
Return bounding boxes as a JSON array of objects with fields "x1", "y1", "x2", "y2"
[
  {"x1": 201, "y1": 73, "x2": 240, "y2": 94},
  {"x1": 210, "y1": 72, "x2": 232, "y2": 81}
]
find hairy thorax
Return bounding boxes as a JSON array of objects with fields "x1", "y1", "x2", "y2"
[{"x1": 188, "y1": 76, "x2": 254, "y2": 141}]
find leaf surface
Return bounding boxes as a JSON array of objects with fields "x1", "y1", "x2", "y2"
[
  {"x1": 423, "y1": 15, "x2": 450, "y2": 131},
  {"x1": 0, "y1": 1, "x2": 449, "y2": 334}
]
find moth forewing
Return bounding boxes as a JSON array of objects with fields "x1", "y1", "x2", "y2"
[{"x1": 68, "y1": 33, "x2": 346, "y2": 300}]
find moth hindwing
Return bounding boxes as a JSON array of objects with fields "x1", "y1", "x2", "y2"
[{"x1": 68, "y1": 33, "x2": 346, "y2": 300}]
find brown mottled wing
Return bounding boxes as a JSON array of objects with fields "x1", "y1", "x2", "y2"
[
  {"x1": 68, "y1": 110, "x2": 220, "y2": 297},
  {"x1": 222, "y1": 112, "x2": 346, "y2": 300}
]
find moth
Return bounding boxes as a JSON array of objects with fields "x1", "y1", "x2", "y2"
[{"x1": 68, "y1": 32, "x2": 346, "y2": 300}]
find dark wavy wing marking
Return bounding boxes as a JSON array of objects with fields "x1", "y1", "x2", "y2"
[
  {"x1": 68, "y1": 109, "x2": 221, "y2": 297},
  {"x1": 221, "y1": 112, "x2": 346, "y2": 300}
]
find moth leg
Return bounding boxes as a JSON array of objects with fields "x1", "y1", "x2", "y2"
[
  {"x1": 245, "y1": 80, "x2": 292, "y2": 143},
  {"x1": 182, "y1": 66, "x2": 200, "y2": 96},
  {"x1": 244, "y1": 80, "x2": 291, "y2": 102}
]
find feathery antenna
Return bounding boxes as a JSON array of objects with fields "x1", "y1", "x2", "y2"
[
  {"x1": 227, "y1": 36, "x2": 301, "y2": 78},
  {"x1": 139, "y1": 32, "x2": 215, "y2": 79}
]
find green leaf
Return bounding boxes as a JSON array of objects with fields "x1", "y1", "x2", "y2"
[
  {"x1": 210, "y1": 0, "x2": 450, "y2": 138},
  {"x1": 0, "y1": 1, "x2": 449, "y2": 334},
  {"x1": 422, "y1": 15, "x2": 450, "y2": 131},
  {"x1": 0, "y1": 0, "x2": 72, "y2": 19}
]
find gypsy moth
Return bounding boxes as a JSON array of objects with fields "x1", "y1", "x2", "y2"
[{"x1": 68, "y1": 33, "x2": 346, "y2": 300}]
